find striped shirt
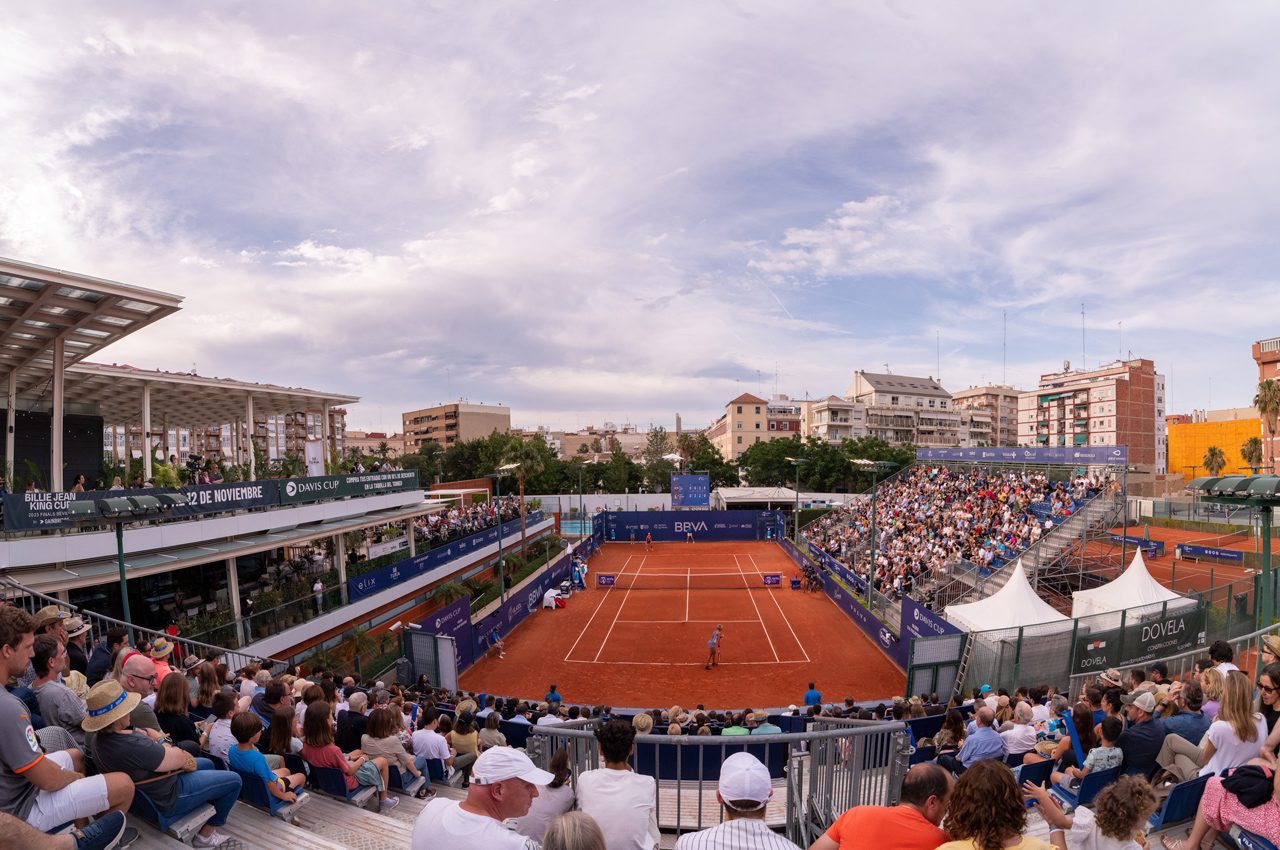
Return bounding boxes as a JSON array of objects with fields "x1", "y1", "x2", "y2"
[{"x1": 673, "y1": 818, "x2": 802, "y2": 850}]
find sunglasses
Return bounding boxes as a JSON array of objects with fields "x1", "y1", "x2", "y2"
[{"x1": 1258, "y1": 681, "x2": 1278, "y2": 694}]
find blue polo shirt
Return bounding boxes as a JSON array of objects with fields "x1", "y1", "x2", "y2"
[
  {"x1": 1116, "y1": 716, "x2": 1166, "y2": 777},
  {"x1": 956, "y1": 725, "x2": 1006, "y2": 767},
  {"x1": 803, "y1": 689, "x2": 822, "y2": 707},
  {"x1": 1162, "y1": 711, "x2": 1210, "y2": 746}
]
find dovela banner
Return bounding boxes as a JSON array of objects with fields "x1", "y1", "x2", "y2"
[
  {"x1": 916, "y1": 446, "x2": 1129, "y2": 465},
  {"x1": 1071, "y1": 607, "x2": 1206, "y2": 676}
]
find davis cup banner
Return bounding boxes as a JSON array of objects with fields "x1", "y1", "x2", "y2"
[
  {"x1": 916, "y1": 446, "x2": 1129, "y2": 465},
  {"x1": 278, "y1": 470, "x2": 420, "y2": 504}
]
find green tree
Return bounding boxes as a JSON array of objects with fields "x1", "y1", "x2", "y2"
[
  {"x1": 1243, "y1": 436, "x2": 1265, "y2": 474},
  {"x1": 685, "y1": 435, "x2": 740, "y2": 489},
  {"x1": 738, "y1": 436, "x2": 804, "y2": 486},
  {"x1": 599, "y1": 448, "x2": 643, "y2": 493},
  {"x1": 1203, "y1": 445, "x2": 1227, "y2": 477},
  {"x1": 641, "y1": 427, "x2": 675, "y2": 492},
  {"x1": 373, "y1": 441, "x2": 391, "y2": 460},
  {"x1": 1255, "y1": 379, "x2": 1280, "y2": 474},
  {"x1": 432, "y1": 581, "x2": 468, "y2": 604},
  {"x1": 502, "y1": 437, "x2": 549, "y2": 559},
  {"x1": 441, "y1": 437, "x2": 488, "y2": 481}
]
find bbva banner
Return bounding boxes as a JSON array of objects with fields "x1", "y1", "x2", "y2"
[{"x1": 603, "y1": 510, "x2": 781, "y2": 542}]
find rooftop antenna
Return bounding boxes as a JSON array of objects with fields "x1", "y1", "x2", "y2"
[
  {"x1": 1002, "y1": 310, "x2": 1007, "y2": 385},
  {"x1": 883, "y1": 363, "x2": 891, "y2": 374},
  {"x1": 1081, "y1": 303, "x2": 1086, "y2": 371},
  {"x1": 936, "y1": 331, "x2": 941, "y2": 385},
  {"x1": 1118, "y1": 321, "x2": 1123, "y2": 362}
]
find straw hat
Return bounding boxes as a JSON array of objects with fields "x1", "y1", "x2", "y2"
[
  {"x1": 81, "y1": 680, "x2": 141, "y2": 732},
  {"x1": 1263, "y1": 634, "x2": 1280, "y2": 659},
  {"x1": 181, "y1": 654, "x2": 202, "y2": 673},
  {"x1": 64, "y1": 617, "x2": 91, "y2": 639},
  {"x1": 65, "y1": 670, "x2": 89, "y2": 700},
  {"x1": 34, "y1": 606, "x2": 68, "y2": 629},
  {"x1": 148, "y1": 637, "x2": 175, "y2": 660}
]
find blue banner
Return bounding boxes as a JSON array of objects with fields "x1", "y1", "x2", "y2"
[
  {"x1": 671, "y1": 475, "x2": 711, "y2": 508},
  {"x1": 1108, "y1": 534, "x2": 1166, "y2": 557},
  {"x1": 421, "y1": 595, "x2": 474, "y2": 672},
  {"x1": 901, "y1": 596, "x2": 962, "y2": 640},
  {"x1": 604, "y1": 510, "x2": 782, "y2": 543},
  {"x1": 805, "y1": 541, "x2": 866, "y2": 592},
  {"x1": 473, "y1": 541, "x2": 589, "y2": 662},
  {"x1": 915, "y1": 446, "x2": 1128, "y2": 465},
  {"x1": 826, "y1": 581, "x2": 908, "y2": 670},
  {"x1": 347, "y1": 512, "x2": 544, "y2": 601},
  {"x1": 1176, "y1": 543, "x2": 1244, "y2": 563}
]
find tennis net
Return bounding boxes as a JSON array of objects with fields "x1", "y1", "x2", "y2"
[{"x1": 596, "y1": 571, "x2": 782, "y2": 590}]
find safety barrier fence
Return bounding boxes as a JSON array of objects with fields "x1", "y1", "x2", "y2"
[
  {"x1": 0, "y1": 576, "x2": 280, "y2": 675},
  {"x1": 526, "y1": 717, "x2": 909, "y2": 847}
]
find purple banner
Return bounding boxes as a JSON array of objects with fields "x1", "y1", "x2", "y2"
[
  {"x1": 763, "y1": 573, "x2": 781, "y2": 586},
  {"x1": 916, "y1": 446, "x2": 1128, "y2": 465},
  {"x1": 901, "y1": 596, "x2": 961, "y2": 640},
  {"x1": 421, "y1": 595, "x2": 474, "y2": 672},
  {"x1": 597, "y1": 574, "x2": 616, "y2": 586}
]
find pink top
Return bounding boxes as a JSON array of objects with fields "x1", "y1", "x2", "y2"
[{"x1": 302, "y1": 742, "x2": 355, "y2": 790}]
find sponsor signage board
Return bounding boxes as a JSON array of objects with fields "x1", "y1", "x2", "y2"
[
  {"x1": 915, "y1": 446, "x2": 1129, "y2": 465},
  {"x1": 901, "y1": 597, "x2": 962, "y2": 640},
  {"x1": 604, "y1": 510, "x2": 777, "y2": 542},
  {"x1": 1108, "y1": 535, "x2": 1166, "y2": 557},
  {"x1": 1071, "y1": 607, "x2": 1206, "y2": 676},
  {"x1": 421, "y1": 595, "x2": 475, "y2": 672},
  {"x1": 1176, "y1": 544, "x2": 1244, "y2": 563},
  {"x1": 278, "y1": 470, "x2": 419, "y2": 504}
]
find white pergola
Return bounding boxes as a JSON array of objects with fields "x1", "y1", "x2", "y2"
[{"x1": 0, "y1": 257, "x2": 357, "y2": 487}]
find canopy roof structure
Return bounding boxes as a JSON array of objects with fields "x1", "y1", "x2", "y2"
[
  {"x1": 0, "y1": 257, "x2": 183, "y2": 397},
  {"x1": 64, "y1": 361, "x2": 359, "y2": 425},
  {"x1": 945, "y1": 560, "x2": 1071, "y2": 633},
  {"x1": 715, "y1": 486, "x2": 797, "y2": 504},
  {"x1": 1071, "y1": 549, "x2": 1193, "y2": 621}
]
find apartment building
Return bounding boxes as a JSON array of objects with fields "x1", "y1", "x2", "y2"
[
  {"x1": 1253, "y1": 335, "x2": 1280, "y2": 471},
  {"x1": 402, "y1": 401, "x2": 510, "y2": 451},
  {"x1": 803, "y1": 396, "x2": 868, "y2": 444},
  {"x1": 345, "y1": 430, "x2": 405, "y2": 458},
  {"x1": 845, "y1": 371, "x2": 992, "y2": 448},
  {"x1": 515, "y1": 423, "x2": 647, "y2": 460},
  {"x1": 706, "y1": 393, "x2": 805, "y2": 461},
  {"x1": 1016, "y1": 358, "x2": 1167, "y2": 472},
  {"x1": 952, "y1": 385, "x2": 1022, "y2": 446}
]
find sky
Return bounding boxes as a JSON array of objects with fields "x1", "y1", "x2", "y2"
[{"x1": 2, "y1": 3, "x2": 1278, "y2": 434}]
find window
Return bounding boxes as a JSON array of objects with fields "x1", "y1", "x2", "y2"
[
  {"x1": 928, "y1": 399, "x2": 935, "y2": 408},
  {"x1": 736, "y1": 406, "x2": 742, "y2": 414},
  {"x1": 755, "y1": 406, "x2": 761, "y2": 414},
  {"x1": 940, "y1": 400, "x2": 947, "y2": 409},
  {"x1": 890, "y1": 396, "x2": 899, "y2": 406},
  {"x1": 755, "y1": 436, "x2": 761, "y2": 443},
  {"x1": 768, "y1": 422, "x2": 776, "y2": 430},
  {"x1": 755, "y1": 422, "x2": 761, "y2": 429},
  {"x1": 737, "y1": 436, "x2": 743, "y2": 445},
  {"x1": 736, "y1": 422, "x2": 742, "y2": 430}
]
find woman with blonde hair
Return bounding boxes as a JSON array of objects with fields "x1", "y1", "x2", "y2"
[
  {"x1": 543, "y1": 811, "x2": 606, "y2": 850},
  {"x1": 1157, "y1": 669, "x2": 1267, "y2": 782},
  {"x1": 1201, "y1": 667, "x2": 1225, "y2": 722}
]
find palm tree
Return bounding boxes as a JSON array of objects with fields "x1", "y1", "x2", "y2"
[
  {"x1": 374, "y1": 441, "x2": 391, "y2": 460},
  {"x1": 502, "y1": 440, "x2": 547, "y2": 560},
  {"x1": 1255, "y1": 379, "x2": 1280, "y2": 474},
  {"x1": 1243, "y1": 436, "x2": 1265, "y2": 474},
  {"x1": 1203, "y1": 445, "x2": 1227, "y2": 477},
  {"x1": 347, "y1": 626, "x2": 377, "y2": 678},
  {"x1": 432, "y1": 581, "x2": 468, "y2": 604}
]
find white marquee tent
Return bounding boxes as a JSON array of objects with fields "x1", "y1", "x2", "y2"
[
  {"x1": 1070, "y1": 549, "x2": 1195, "y2": 627},
  {"x1": 945, "y1": 560, "x2": 1072, "y2": 634}
]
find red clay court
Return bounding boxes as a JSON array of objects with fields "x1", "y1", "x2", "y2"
[{"x1": 460, "y1": 540, "x2": 906, "y2": 708}]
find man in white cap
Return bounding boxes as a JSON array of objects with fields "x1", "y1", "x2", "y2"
[
  {"x1": 411, "y1": 746, "x2": 552, "y2": 849},
  {"x1": 674, "y1": 751, "x2": 801, "y2": 849}
]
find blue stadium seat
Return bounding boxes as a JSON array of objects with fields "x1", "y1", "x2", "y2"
[
  {"x1": 1147, "y1": 774, "x2": 1209, "y2": 832},
  {"x1": 500, "y1": 720, "x2": 532, "y2": 749},
  {"x1": 1050, "y1": 765, "x2": 1120, "y2": 810},
  {"x1": 231, "y1": 765, "x2": 309, "y2": 818},
  {"x1": 906, "y1": 714, "x2": 945, "y2": 743},
  {"x1": 306, "y1": 764, "x2": 376, "y2": 808},
  {"x1": 1019, "y1": 759, "x2": 1054, "y2": 807},
  {"x1": 1232, "y1": 827, "x2": 1280, "y2": 850}
]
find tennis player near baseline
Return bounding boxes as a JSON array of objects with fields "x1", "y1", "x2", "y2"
[{"x1": 705, "y1": 624, "x2": 724, "y2": 670}]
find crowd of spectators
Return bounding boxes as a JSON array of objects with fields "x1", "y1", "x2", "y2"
[
  {"x1": 806, "y1": 466, "x2": 1105, "y2": 601},
  {"x1": 414, "y1": 494, "x2": 522, "y2": 549}
]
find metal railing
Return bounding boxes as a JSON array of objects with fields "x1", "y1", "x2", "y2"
[
  {"x1": 0, "y1": 576, "x2": 282, "y2": 674},
  {"x1": 527, "y1": 718, "x2": 909, "y2": 846}
]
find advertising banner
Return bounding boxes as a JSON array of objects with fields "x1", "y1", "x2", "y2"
[
  {"x1": 604, "y1": 510, "x2": 769, "y2": 543},
  {"x1": 805, "y1": 541, "x2": 866, "y2": 592},
  {"x1": 1176, "y1": 544, "x2": 1244, "y2": 563},
  {"x1": 1071, "y1": 607, "x2": 1206, "y2": 676},
  {"x1": 421, "y1": 595, "x2": 475, "y2": 672},
  {"x1": 368, "y1": 537, "x2": 409, "y2": 560},
  {"x1": 278, "y1": 470, "x2": 420, "y2": 504},
  {"x1": 915, "y1": 446, "x2": 1129, "y2": 465},
  {"x1": 671, "y1": 475, "x2": 712, "y2": 508},
  {"x1": 2, "y1": 480, "x2": 281, "y2": 532},
  {"x1": 304, "y1": 440, "x2": 325, "y2": 477},
  {"x1": 826, "y1": 581, "x2": 908, "y2": 670},
  {"x1": 901, "y1": 597, "x2": 962, "y2": 640},
  {"x1": 1108, "y1": 535, "x2": 1166, "y2": 557}
]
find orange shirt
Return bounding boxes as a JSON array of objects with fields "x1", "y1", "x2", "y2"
[{"x1": 824, "y1": 804, "x2": 946, "y2": 850}]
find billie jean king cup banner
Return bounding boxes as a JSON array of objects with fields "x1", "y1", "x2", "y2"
[
  {"x1": 1072, "y1": 607, "x2": 1206, "y2": 676},
  {"x1": 916, "y1": 446, "x2": 1129, "y2": 465},
  {"x1": 671, "y1": 475, "x2": 711, "y2": 508},
  {"x1": 2, "y1": 480, "x2": 281, "y2": 531}
]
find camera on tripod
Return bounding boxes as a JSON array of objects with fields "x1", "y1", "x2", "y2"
[{"x1": 185, "y1": 454, "x2": 205, "y2": 475}]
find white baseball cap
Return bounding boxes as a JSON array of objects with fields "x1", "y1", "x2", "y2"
[
  {"x1": 470, "y1": 747, "x2": 556, "y2": 786},
  {"x1": 718, "y1": 752, "x2": 772, "y2": 810}
]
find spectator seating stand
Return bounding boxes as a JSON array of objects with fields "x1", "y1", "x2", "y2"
[
  {"x1": 1146, "y1": 774, "x2": 1209, "y2": 833},
  {"x1": 1049, "y1": 765, "x2": 1121, "y2": 811},
  {"x1": 306, "y1": 764, "x2": 377, "y2": 809},
  {"x1": 130, "y1": 789, "x2": 217, "y2": 844},
  {"x1": 230, "y1": 764, "x2": 312, "y2": 821}
]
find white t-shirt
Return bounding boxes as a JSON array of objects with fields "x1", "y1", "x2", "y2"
[
  {"x1": 1216, "y1": 662, "x2": 1240, "y2": 675},
  {"x1": 411, "y1": 728, "x2": 451, "y2": 760},
  {"x1": 412, "y1": 799, "x2": 537, "y2": 850},
  {"x1": 1066, "y1": 804, "x2": 1141, "y2": 850},
  {"x1": 1031, "y1": 704, "x2": 1051, "y2": 723},
  {"x1": 1201, "y1": 715, "x2": 1269, "y2": 777},
  {"x1": 576, "y1": 768, "x2": 659, "y2": 850},
  {"x1": 1001, "y1": 723, "x2": 1039, "y2": 754},
  {"x1": 511, "y1": 782, "x2": 575, "y2": 843},
  {"x1": 536, "y1": 715, "x2": 563, "y2": 726}
]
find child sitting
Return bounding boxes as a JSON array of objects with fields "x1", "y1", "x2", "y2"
[
  {"x1": 228, "y1": 712, "x2": 306, "y2": 809},
  {"x1": 1024, "y1": 774, "x2": 1160, "y2": 850},
  {"x1": 1054, "y1": 715, "x2": 1124, "y2": 790}
]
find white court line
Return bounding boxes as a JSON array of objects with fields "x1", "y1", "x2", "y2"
[
  {"x1": 563, "y1": 658, "x2": 808, "y2": 666},
  {"x1": 751, "y1": 554, "x2": 810, "y2": 663},
  {"x1": 563, "y1": 555, "x2": 632, "y2": 662},
  {"x1": 736, "y1": 554, "x2": 778, "y2": 662},
  {"x1": 592, "y1": 554, "x2": 644, "y2": 662},
  {"x1": 685, "y1": 570, "x2": 690, "y2": 623}
]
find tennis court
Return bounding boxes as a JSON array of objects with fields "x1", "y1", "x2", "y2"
[{"x1": 460, "y1": 540, "x2": 906, "y2": 707}]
